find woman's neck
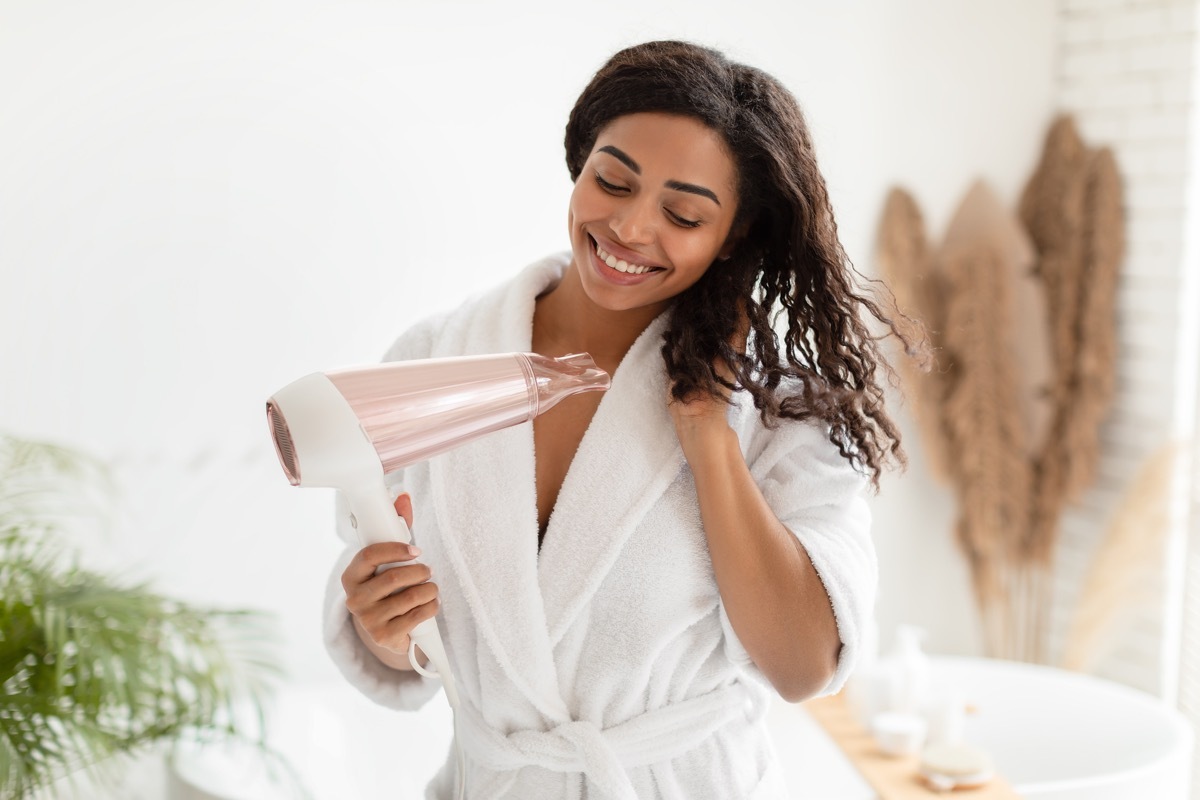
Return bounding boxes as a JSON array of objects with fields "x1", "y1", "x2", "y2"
[{"x1": 532, "y1": 264, "x2": 667, "y2": 372}]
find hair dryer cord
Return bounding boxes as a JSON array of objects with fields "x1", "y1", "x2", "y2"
[{"x1": 409, "y1": 641, "x2": 440, "y2": 679}]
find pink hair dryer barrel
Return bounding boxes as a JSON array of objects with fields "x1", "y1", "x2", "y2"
[{"x1": 265, "y1": 352, "x2": 609, "y2": 710}]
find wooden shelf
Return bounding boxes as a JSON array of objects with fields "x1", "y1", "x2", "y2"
[{"x1": 803, "y1": 693, "x2": 1023, "y2": 799}]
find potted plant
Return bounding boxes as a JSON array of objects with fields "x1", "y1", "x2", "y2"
[{"x1": 0, "y1": 434, "x2": 289, "y2": 798}]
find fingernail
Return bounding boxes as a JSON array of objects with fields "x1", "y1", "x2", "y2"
[{"x1": 408, "y1": 545, "x2": 422, "y2": 557}]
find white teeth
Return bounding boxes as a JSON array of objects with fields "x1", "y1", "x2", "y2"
[{"x1": 595, "y1": 242, "x2": 656, "y2": 275}]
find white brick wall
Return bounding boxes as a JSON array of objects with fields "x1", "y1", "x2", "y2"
[{"x1": 1049, "y1": 0, "x2": 1199, "y2": 703}]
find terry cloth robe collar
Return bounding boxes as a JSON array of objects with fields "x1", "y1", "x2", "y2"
[{"x1": 423, "y1": 256, "x2": 684, "y2": 728}]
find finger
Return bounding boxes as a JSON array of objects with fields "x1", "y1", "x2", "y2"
[
  {"x1": 393, "y1": 492, "x2": 414, "y2": 530},
  {"x1": 360, "y1": 582, "x2": 439, "y2": 629},
  {"x1": 383, "y1": 581, "x2": 440, "y2": 621},
  {"x1": 382, "y1": 596, "x2": 441, "y2": 638},
  {"x1": 363, "y1": 562, "x2": 432, "y2": 604},
  {"x1": 343, "y1": 542, "x2": 420, "y2": 588},
  {"x1": 345, "y1": 564, "x2": 431, "y2": 613},
  {"x1": 366, "y1": 597, "x2": 441, "y2": 654}
]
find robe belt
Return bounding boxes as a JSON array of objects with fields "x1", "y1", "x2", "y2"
[{"x1": 456, "y1": 683, "x2": 754, "y2": 800}]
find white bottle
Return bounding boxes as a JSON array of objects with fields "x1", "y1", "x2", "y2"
[
  {"x1": 886, "y1": 624, "x2": 931, "y2": 715},
  {"x1": 845, "y1": 617, "x2": 884, "y2": 726},
  {"x1": 925, "y1": 685, "x2": 967, "y2": 745}
]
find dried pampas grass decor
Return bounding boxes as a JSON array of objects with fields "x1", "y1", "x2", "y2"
[
  {"x1": 876, "y1": 114, "x2": 1124, "y2": 662},
  {"x1": 1019, "y1": 116, "x2": 1124, "y2": 660},
  {"x1": 936, "y1": 181, "x2": 1047, "y2": 658},
  {"x1": 1060, "y1": 443, "x2": 1179, "y2": 672},
  {"x1": 876, "y1": 188, "x2": 949, "y2": 480}
]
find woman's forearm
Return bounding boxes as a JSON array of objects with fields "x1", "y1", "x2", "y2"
[{"x1": 678, "y1": 420, "x2": 841, "y2": 702}]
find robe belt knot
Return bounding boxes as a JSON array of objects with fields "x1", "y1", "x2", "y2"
[{"x1": 457, "y1": 684, "x2": 752, "y2": 800}]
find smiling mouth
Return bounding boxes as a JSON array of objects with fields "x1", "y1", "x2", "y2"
[{"x1": 590, "y1": 235, "x2": 665, "y2": 276}]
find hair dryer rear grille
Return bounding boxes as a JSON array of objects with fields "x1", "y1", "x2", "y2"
[{"x1": 266, "y1": 402, "x2": 301, "y2": 485}]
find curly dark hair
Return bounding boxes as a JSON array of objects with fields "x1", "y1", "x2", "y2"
[{"x1": 565, "y1": 40, "x2": 922, "y2": 488}]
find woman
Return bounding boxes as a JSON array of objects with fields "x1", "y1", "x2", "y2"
[{"x1": 325, "y1": 40, "x2": 911, "y2": 799}]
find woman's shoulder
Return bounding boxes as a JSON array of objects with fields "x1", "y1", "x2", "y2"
[
  {"x1": 381, "y1": 311, "x2": 450, "y2": 363},
  {"x1": 732, "y1": 387, "x2": 868, "y2": 490},
  {"x1": 733, "y1": 398, "x2": 831, "y2": 456},
  {"x1": 381, "y1": 252, "x2": 571, "y2": 362}
]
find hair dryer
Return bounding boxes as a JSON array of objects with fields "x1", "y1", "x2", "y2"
[{"x1": 265, "y1": 352, "x2": 610, "y2": 710}]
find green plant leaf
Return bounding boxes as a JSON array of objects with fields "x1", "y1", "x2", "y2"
[{"x1": 0, "y1": 434, "x2": 294, "y2": 799}]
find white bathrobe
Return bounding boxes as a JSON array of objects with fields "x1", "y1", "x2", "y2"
[{"x1": 323, "y1": 254, "x2": 877, "y2": 799}]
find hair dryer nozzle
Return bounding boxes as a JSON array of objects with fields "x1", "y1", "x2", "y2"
[{"x1": 526, "y1": 352, "x2": 610, "y2": 416}]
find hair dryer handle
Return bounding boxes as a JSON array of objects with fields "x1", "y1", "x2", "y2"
[{"x1": 342, "y1": 484, "x2": 461, "y2": 709}]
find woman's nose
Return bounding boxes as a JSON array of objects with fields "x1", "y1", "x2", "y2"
[{"x1": 610, "y1": 198, "x2": 657, "y2": 245}]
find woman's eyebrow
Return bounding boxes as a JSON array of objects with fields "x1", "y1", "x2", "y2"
[
  {"x1": 597, "y1": 145, "x2": 722, "y2": 207},
  {"x1": 665, "y1": 179, "x2": 721, "y2": 206},
  {"x1": 598, "y1": 145, "x2": 641, "y2": 173}
]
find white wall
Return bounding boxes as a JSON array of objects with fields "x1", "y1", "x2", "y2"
[
  {"x1": 1043, "y1": 0, "x2": 1200, "y2": 699},
  {"x1": 0, "y1": 0, "x2": 1058, "y2": 681}
]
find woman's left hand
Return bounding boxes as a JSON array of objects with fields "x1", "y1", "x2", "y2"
[
  {"x1": 668, "y1": 311, "x2": 749, "y2": 438},
  {"x1": 668, "y1": 379, "x2": 732, "y2": 435}
]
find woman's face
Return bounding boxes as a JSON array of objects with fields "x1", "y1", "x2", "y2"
[{"x1": 567, "y1": 112, "x2": 741, "y2": 316}]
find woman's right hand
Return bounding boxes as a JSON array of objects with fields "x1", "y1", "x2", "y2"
[{"x1": 341, "y1": 493, "x2": 440, "y2": 670}]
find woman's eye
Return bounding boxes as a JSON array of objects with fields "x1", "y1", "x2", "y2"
[
  {"x1": 594, "y1": 173, "x2": 627, "y2": 194},
  {"x1": 594, "y1": 171, "x2": 699, "y2": 228},
  {"x1": 668, "y1": 210, "x2": 701, "y2": 228}
]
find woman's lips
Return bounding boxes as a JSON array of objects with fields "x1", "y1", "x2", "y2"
[{"x1": 588, "y1": 235, "x2": 664, "y2": 286}]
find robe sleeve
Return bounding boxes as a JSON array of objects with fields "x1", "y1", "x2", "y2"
[
  {"x1": 721, "y1": 413, "x2": 877, "y2": 698},
  {"x1": 321, "y1": 316, "x2": 447, "y2": 710}
]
